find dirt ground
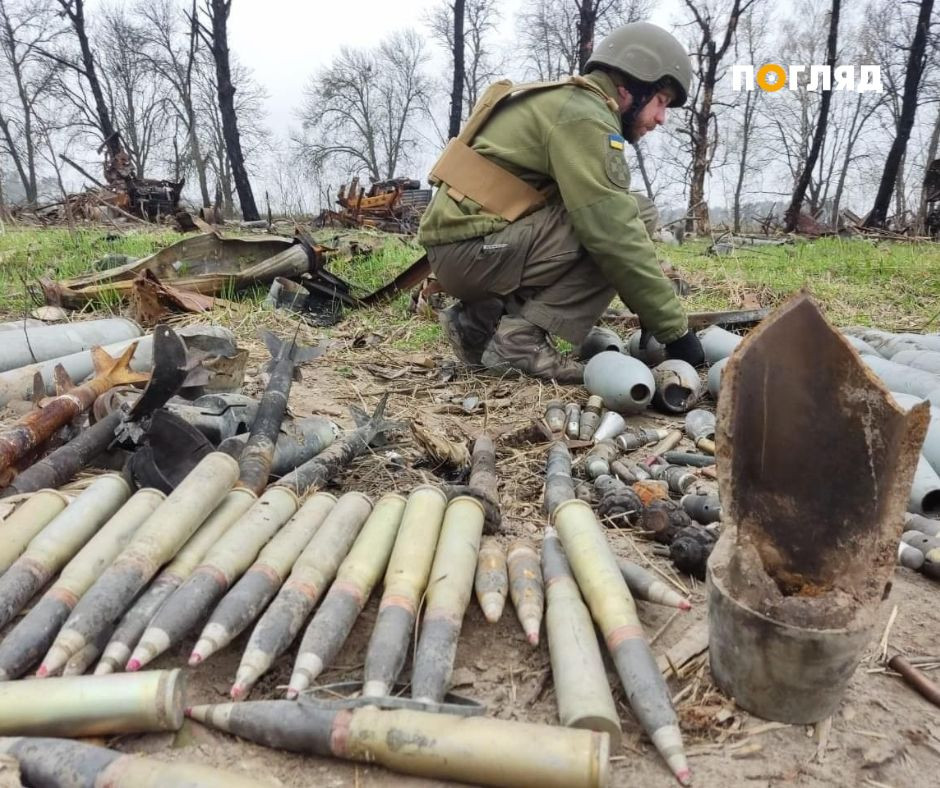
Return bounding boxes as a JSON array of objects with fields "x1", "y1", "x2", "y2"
[{"x1": 3, "y1": 313, "x2": 940, "y2": 787}]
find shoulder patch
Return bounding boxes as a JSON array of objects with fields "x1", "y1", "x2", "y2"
[
  {"x1": 608, "y1": 134, "x2": 625, "y2": 150},
  {"x1": 604, "y1": 145, "x2": 631, "y2": 190}
]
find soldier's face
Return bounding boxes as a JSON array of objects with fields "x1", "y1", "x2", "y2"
[{"x1": 617, "y1": 88, "x2": 675, "y2": 144}]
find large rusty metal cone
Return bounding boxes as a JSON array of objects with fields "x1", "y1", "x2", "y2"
[{"x1": 708, "y1": 292, "x2": 928, "y2": 723}]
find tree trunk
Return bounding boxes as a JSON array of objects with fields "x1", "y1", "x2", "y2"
[
  {"x1": 577, "y1": 1, "x2": 597, "y2": 74},
  {"x1": 917, "y1": 106, "x2": 940, "y2": 233},
  {"x1": 865, "y1": 0, "x2": 934, "y2": 228},
  {"x1": 448, "y1": 0, "x2": 465, "y2": 139},
  {"x1": 632, "y1": 142, "x2": 654, "y2": 199},
  {"x1": 687, "y1": 67, "x2": 714, "y2": 235},
  {"x1": 733, "y1": 91, "x2": 757, "y2": 234},
  {"x1": 205, "y1": 0, "x2": 259, "y2": 220},
  {"x1": 784, "y1": 0, "x2": 840, "y2": 232}
]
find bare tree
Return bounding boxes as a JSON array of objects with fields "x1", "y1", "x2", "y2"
[
  {"x1": 296, "y1": 30, "x2": 432, "y2": 182},
  {"x1": 448, "y1": 0, "x2": 465, "y2": 138},
  {"x1": 865, "y1": 0, "x2": 935, "y2": 228},
  {"x1": 0, "y1": 0, "x2": 59, "y2": 202},
  {"x1": 679, "y1": 0, "x2": 758, "y2": 235},
  {"x1": 192, "y1": 0, "x2": 258, "y2": 219}
]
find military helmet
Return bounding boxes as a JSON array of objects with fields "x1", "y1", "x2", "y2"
[{"x1": 585, "y1": 22, "x2": 692, "y2": 108}]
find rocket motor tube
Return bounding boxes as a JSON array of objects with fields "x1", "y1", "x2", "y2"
[
  {"x1": 288, "y1": 493, "x2": 406, "y2": 698},
  {"x1": 231, "y1": 492, "x2": 373, "y2": 698},
  {"x1": 552, "y1": 498, "x2": 689, "y2": 785},
  {"x1": 0, "y1": 488, "x2": 164, "y2": 681},
  {"x1": 39, "y1": 453, "x2": 239, "y2": 675},
  {"x1": 187, "y1": 701, "x2": 610, "y2": 788},
  {"x1": 0, "y1": 669, "x2": 184, "y2": 736},
  {"x1": 0, "y1": 317, "x2": 141, "y2": 374},
  {"x1": 363, "y1": 485, "x2": 447, "y2": 697},
  {"x1": 0, "y1": 489, "x2": 69, "y2": 573},
  {"x1": 543, "y1": 526, "x2": 621, "y2": 744},
  {"x1": 95, "y1": 488, "x2": 256, "y2": 675},
  {"x1": 191, "y1": 492, "x2": 337, "y2": 664},
  {"x1": 412, "y1": 494, "x2": 485, "y2": 703},
  {"x1": 0, "y1": 474, "x2": 129, "y2": 630}
]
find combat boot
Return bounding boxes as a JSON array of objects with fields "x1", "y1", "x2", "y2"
[
  {"x1": 438, "y1": 299, "x2": 504, "y2": 366},
  {"x1": 480, "y1": 316, "x2": 584, "y2": 384}
]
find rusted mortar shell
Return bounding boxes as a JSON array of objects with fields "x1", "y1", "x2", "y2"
[
  {"x1": 628, "y1": 330, "x2": 667, "y2": 365},
  {"x1": 565, "y1": 403, "x2": 582, "y2": 439},
  {"x1": 553, "y1": 498, "x2": 689, "y2": 785},
  {"x1": 507, "y1": 540, "x2": 544, "y2": 647},
  {"x1": 893, "y1": 349, "x2": 940, "y2": 376},
  {"x1": 0, "y1": 736, "x2": 264, "y2": 788},
  {"x1": 474, "y1": 536, "x2": 509, "y2": 623},
  {"x1": 592, "y1": 411, "x2": 626, "y2": 443},
  {"x1": 39, "y1": 453, "x2": 239, "y2": 677},
  {"x1": 0, "y1": 474, "x2": 129, "y2": 631},
  {"x1": 681, "y1": 493, "x2": 721, "y2": 524},
  {"x1": 0, "y1": 317, "x2": 141, "y2": 373},
  {"x1": 0, "y1": 669, "x2": 183, "y2": 736},
  {"x1": 544, "y1": 400, "x2": 566, "y2": 433},
  {"x1": 585, "y1": 440, "x2": 619, "y2": 480},
  {"x1": 122, "y1": 485, "x2": 297, "y2": 674},
  {"x1": 0, "y1": 488, "x2": 163, "y2": 681},
  {"x1": 187, "y1": 702, "x2": 610, "y2": 788},
  {"x1": 190, "y1": 493, "x2": 337, "y2": 665},
  {"x1": 864, "y1": 355, "x2": 940, "y2": 405},
  {"x1": 584, "y1": 351, "x2": 655, "y2": 414},
  {"x1": 898, "y1": 541, "x2": 925, "y2": 570},
  {"x1": 232, "y1": 492, "x2": 373, "y2": 699},
  {"x1": 543, "y1": 526, "x2": 621, "y2": 744},
  {"x1": 699, "y1": 325, "x2": 742, "y2": 364},
  {"x1": 653, "y1": 465, "x2": 697, "y2": 495},
  {"x1": 95, "y1": 488, "x2": 256, "y2": 675},
  {"x1": 0, "y1": 489, "x2": 68, "y2": 572},
  {"x1": 890, "y1": 392, "x2": 940, "y2": 477},
  {"x1": 224, "y1": 417, "x2": 338, "y2": 479},
  {"x1": 362, "y1": 485, "x2": 447, "y2": 699},
  {"x1": 614, "y1": 428, "x2": 669, "y2": 453},
  {"x1": 580, "y1": 326, "x2": 624, "y2": 359},
  {"x1": 544, "y1": 442, "x2": 575, "y2": 518},
  {"x1": 287, "y1": 494, "x2": 406, "y2": 698},
  {"x1": 618, "y1": 559, "x2": 692, "y2": 610},
  {"x1": 0, "y1": 411, "x2": 122, "y2": 499},
  {"x1": 684, "y1": 409, "x2": 716, "y2": 453},
  {"x1": 910, "y1": 456, "x2": 940, "y2": 515},
  {"x1": 709, "y1": 293, "x2": 928, "y2": 724},
  {"x1": 652, "y1": 360, "x2": 701, "y2": 413},
  {"x1": 706, "y1": 357, "x2": 728, "y2": 399},
  {"x1": 412, "y1": 495, "x2": 486, "y2": 703},
  {"x1": 905, "y1": 512, "x2": 940, "y2": 536},
  {"x1": 579, "y1": 395, "x2": 604, "y2": 441}
]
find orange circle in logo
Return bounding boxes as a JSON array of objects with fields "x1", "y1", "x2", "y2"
[{"x1": 756, "y1": 63, "x2": 786, "y2": 92}]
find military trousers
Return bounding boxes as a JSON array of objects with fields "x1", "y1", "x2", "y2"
[{"x1": 426, "y1": 195, "x2": 658, "y2": 345}]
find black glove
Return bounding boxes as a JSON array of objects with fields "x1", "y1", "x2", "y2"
[{"x1": 665, "y1": 330, "x2": 705, "y2": 368}]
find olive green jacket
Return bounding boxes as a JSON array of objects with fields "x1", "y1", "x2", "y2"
[{"x1": 417, "y1": 72, "x2": 688, "y2": 344}]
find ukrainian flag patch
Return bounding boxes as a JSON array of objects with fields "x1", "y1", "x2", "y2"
[{"x1": 608, "y1": 134, "x2": 625, "y2": 150}]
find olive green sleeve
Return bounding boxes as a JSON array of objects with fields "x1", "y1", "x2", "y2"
[{"x1": 545, "y1": 116, "x2": 688, "y2": 344}]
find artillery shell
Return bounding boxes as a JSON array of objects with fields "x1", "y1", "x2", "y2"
[
  {"x1": 412, "y1": 495, "x2": 486, "y2": 703},
  {"x1": 39, "y1": 452, "x2": 239, "y2": 677},
  {"x1": 190, "y1": 492, "x2": 337, "y2": 665},
  {"x1": 0, "y1": 488, "x2": 163, "y2": 681},
  {"x1": 585, "y1": 440, "x2": 619, "y2": 480},
  {"x1": 474, "y1": 536, "x2": 509, "y2": 623},
  {"x1": 543, "y1": 526, "x2": 621, "y2": 744},
  {"x1": 288, "y1": 494, "x2": 406, "y2": 698},
  {"x1": 565, "y1": 403, "x2": 581, "y2": 439},
  {"x1": 363, "y1": 485, "x2": 447, "y2": 699},
  {"x1": 0, "y1": 489, "x2": 68, "y2": 573},
  {"x1": 905, "y1": 512, "x2": 940, "y2": 537},
  {"x1": 0, "y1": 474, "x2": 129, "y2": 631},
  {"x1": 0, "y1": 736, "x2": 264, "y2": 787},
  {"x1": 648, "y1": 429, "x2": 683, "y2": 457},
  {"x1": 95, "y1": 488, "x2": 256, "y2": 675},
  {"x1": 507, "y1": 539, "x2": 544, "y2": 646},
  {"x1": 187, "y1": 701, "x2": 610, "y2": 788},
  {"x1": 579, "y1": 395, "x2": 604, "y2": 441},
  {"x1": 122, "y1": 485, "x2": 297, "y2": 673},
  {"x1": 614, "y1": 427, "x2": 669, "y2": 453},
  {"x1": 618, "y1": 560, "x2": 691, "y2": 610},
  {"x1": 0, "y1": 669, "x2": 184, "y2": 736},
  {"x1": 680, "y1": 493, "x2": 721, "y2": 524},
  {"x1": 592, "y1": 411, "x2": 625, "y2": 443},
  {"x1": 544, "y1": 441, "x2": 576, "y2": 518},
  {"x1": 232, "y1": 492, "x2": 373, "y2": 700},
  {"x1": 545, "y1": 400, "x2": 566, "y2": 433},
  {"x1": 898, "y1": 541, "x2": 925, "y2": 570},
  {"x1": 62, "y1": 630, "x2": 108, "y2": 676},
  {"x1": 653, "y1": 464, "x2": 697, "y2": 495},
  {"x1": 553, "y1": 498, "x2": 689, "y2": 785}
]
